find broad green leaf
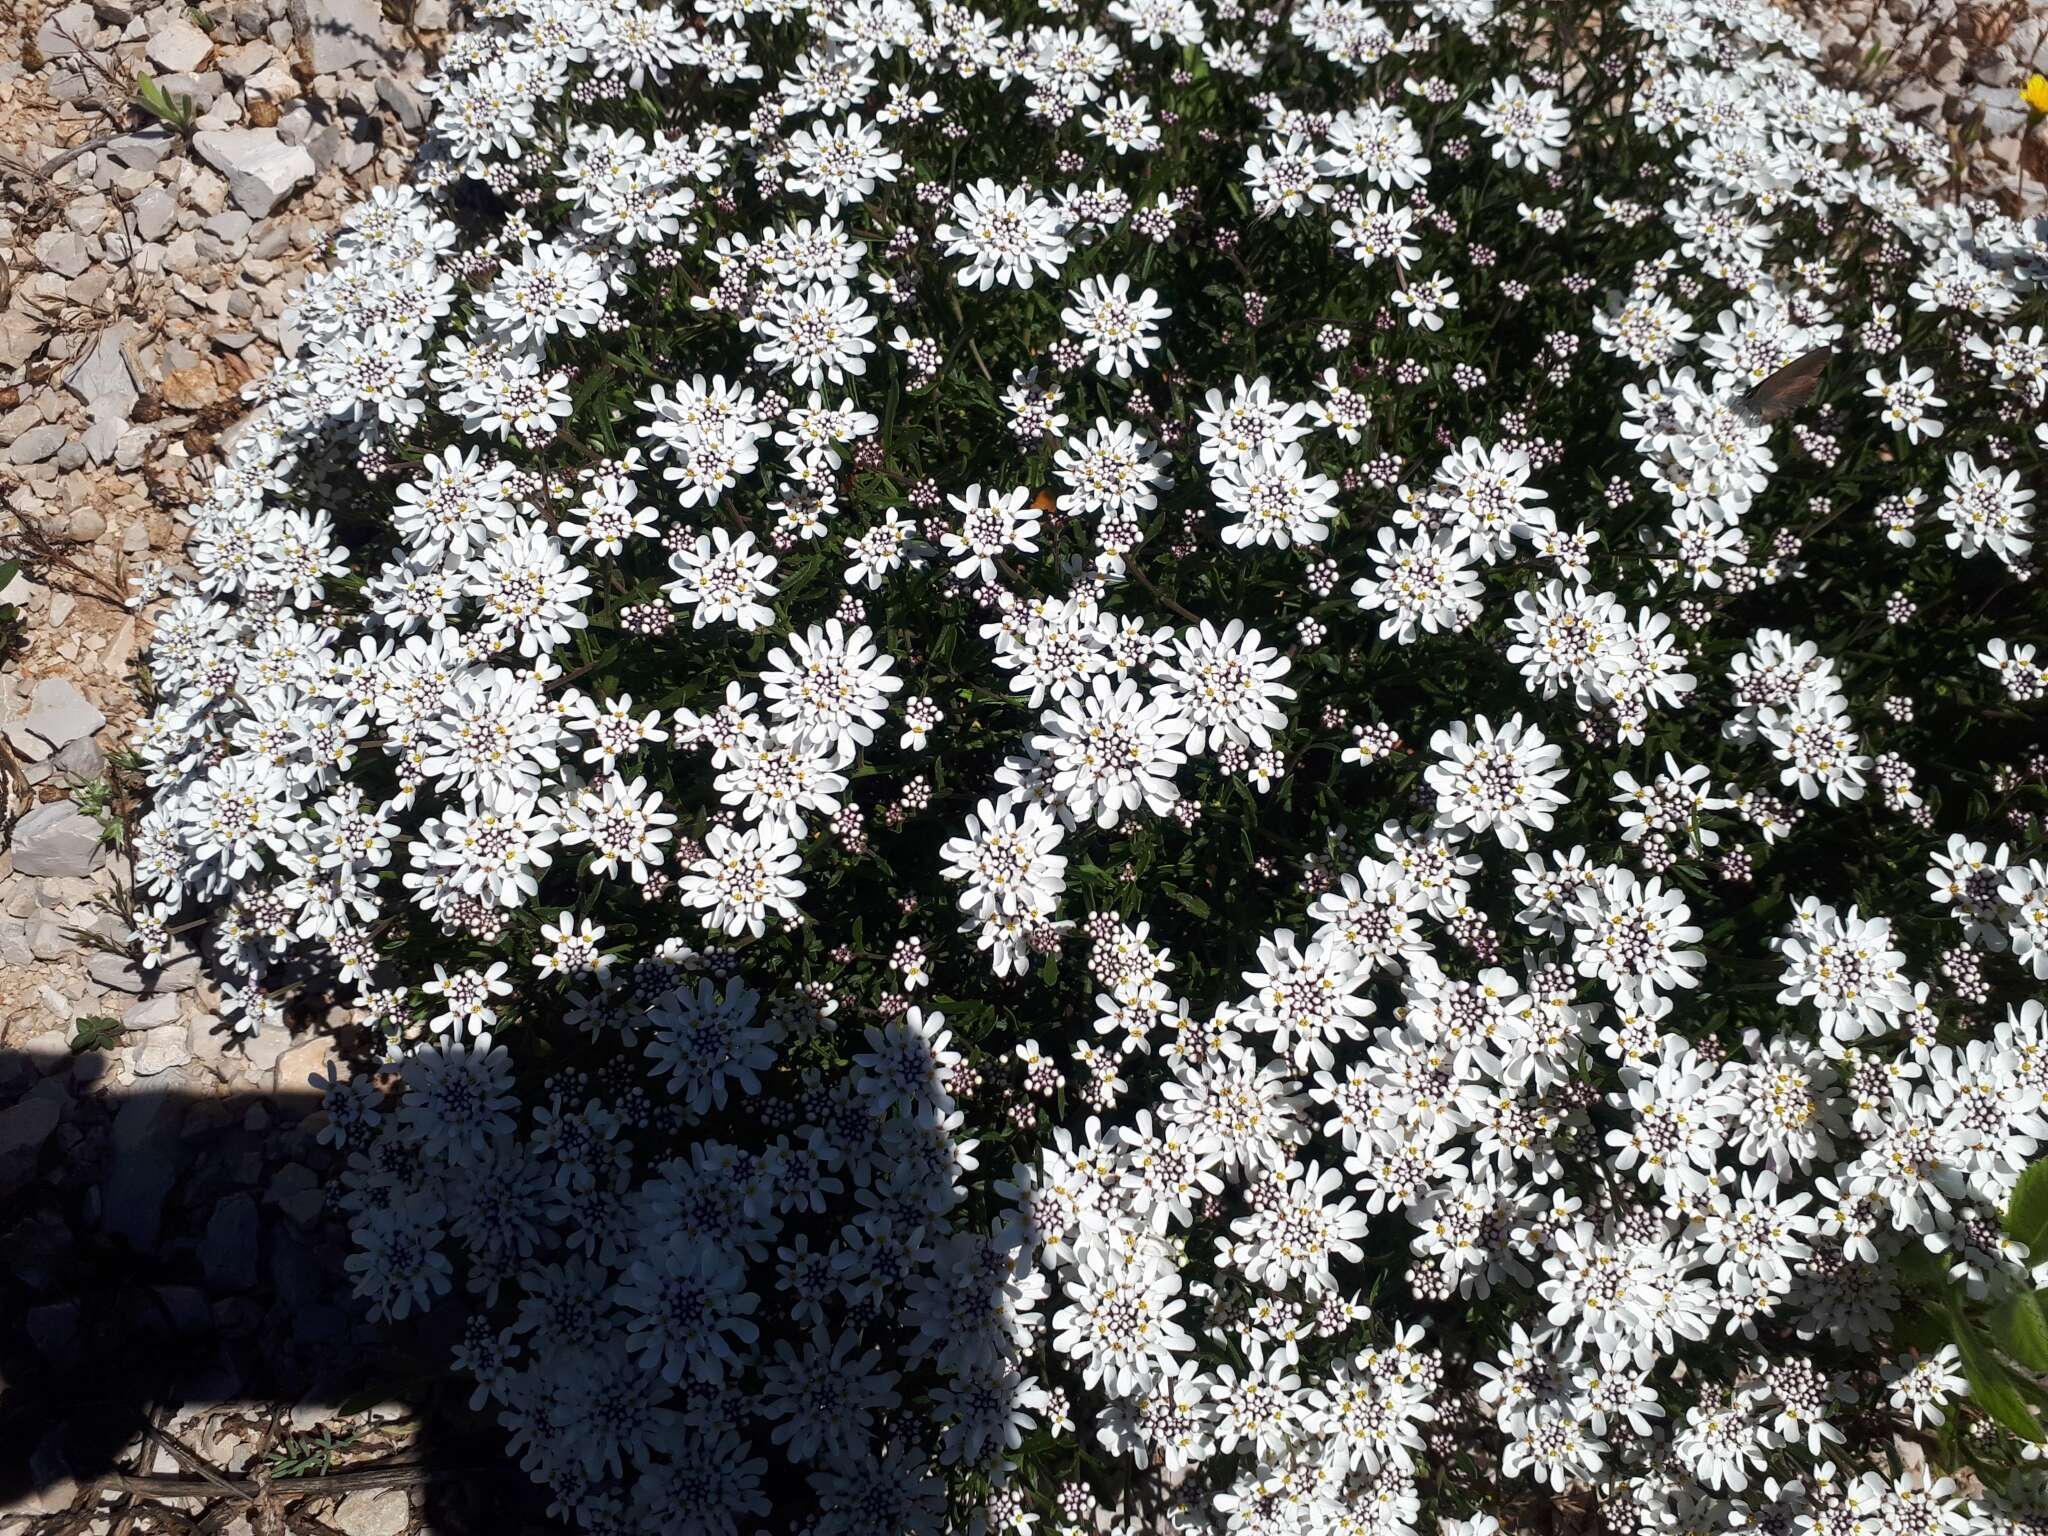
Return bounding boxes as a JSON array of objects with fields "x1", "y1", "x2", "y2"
[
  {"x1": 2006, "y1": 1159, "x2": 2048, "y2": 1255},
  {"x1": 1991, "y1": 1292, "x2": 2048, "y2": 1374},
  {"x1": 2010, "y1": 1367, "x2": 2048, "y2": 1409},
  {"x1": 1951, "y1": 1307, "x2": 2046, "y2": 1442},
  {"x1": 1890, "y1": 1305, "x2": 1948, "y2": 1355},
  {"x1": 1894, "y1": 1242, "x2": 1949, "y2": 1291}
]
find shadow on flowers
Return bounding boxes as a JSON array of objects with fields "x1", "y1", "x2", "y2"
[{"x1": 0, "y1": 1074, "x2": 559, "y2": 1530}]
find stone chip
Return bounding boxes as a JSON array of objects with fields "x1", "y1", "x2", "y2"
[
  {"x1": 64, "y1": 321, "x2": 141, "y2": 418},
  {"x1": 0, "y1": 1100, "x2": 61, "y2": 1197},
  {"x1": 9, "y1": 800, "x2": 103, "y2": 878},
  {"x1": 193, "y1": 128, "x2": 316, "y2": 218},
  {"x1": 130, "y1": 1028, "x2": 194, "y2": 1077},
  {"x1": 4, "y1": 677, "x2": 107, "y2": 760},
  {"x1": 333, "y1": 1488, "x2": 409, "y2": 1536},
  {"x1": 6, "y1": 424, "x2": 67, "y2": 466},
  {"x1": 123, "y1": 995, "x2": 184, "y2": 1032},
  {"x1": 35, "y1": 231, "x2": 91, "y2": 279},
  {"x1": 298, "y1": 0, "x2": 386, "y2": 74},
  {"x1": 104, "y1": 129, "x2": 178, "y2": 173},
  {"x1": 146, "y1": 18, "x2": 214, "y2": 73},
  {"x1": 203, "y1": 1193, "x2": 260, "y2": 1290}
]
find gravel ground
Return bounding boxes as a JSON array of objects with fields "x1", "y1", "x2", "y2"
[{"x1": 0, "y1": 1, "x2": 491, "y2": 1529}]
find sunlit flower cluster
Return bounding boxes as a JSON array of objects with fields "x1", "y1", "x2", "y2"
[{"x1": 130, "y1": 0, "x2": 2048, "y2": 1530}]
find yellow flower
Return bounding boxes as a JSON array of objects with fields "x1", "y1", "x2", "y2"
[{"x1": 2024, "y1": 73, "x2": 2048, "y2": 117}]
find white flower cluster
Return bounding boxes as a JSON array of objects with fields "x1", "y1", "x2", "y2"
[{"x1": 123, "y1": 0, "x2": 2048, "y2": 1528}]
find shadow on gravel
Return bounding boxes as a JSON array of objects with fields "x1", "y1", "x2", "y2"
[{"x1": 0, "y1": 1076, "x2": 561, "y2": 1531}]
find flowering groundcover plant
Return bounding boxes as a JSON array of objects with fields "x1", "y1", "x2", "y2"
[{"x1": 126, "y1": 0, "x2": 2048, "y2": 1528}]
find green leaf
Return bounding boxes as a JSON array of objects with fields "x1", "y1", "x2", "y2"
[
  {"x1": 332, "y1": 1385, "x2": 399, "y2": 1419},
  {"x1": 132, "y1": 72, "x2": 196, "y2": 129},
  {"x1": 1951, "y1": 1306, "x2": 2047, "y2": 1442},
  {"x1": 2011, "y1": 1366, "x2": 2048, "y2": 1409},
  {"x1": 2007, "y1": 1159, "x2": 2048, "y2": 1255},
  {"x1": 1890, "y1": 1306, "x2": 1949, "y2": 1354},
  {"x1": 1895, "y1": 1241, "x2": 1949, "y2": 1292},
  {"x1": 1991, "y1": 1291, "x2": 2048, "y2": 1374},
  {"x1": 1162, "y1": 885, "x2": 1210, "y2": 920},
  {"x1": 69, "y1": 1015, "x2": 124, "y2": 1053}
]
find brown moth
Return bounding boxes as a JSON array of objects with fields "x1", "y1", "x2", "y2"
[{"x1": 1734, "y1": 345, "x2": 1832, "y2": 427}]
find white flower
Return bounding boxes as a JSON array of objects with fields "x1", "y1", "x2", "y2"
[
  {"x1": 1227, "y1": 1160, "x2": 1367, "y2": 1287},
  {"x1": 1938, "y1": 449, "x2": 2035, "y2": 567},
  {"x1": 2000, "y1": 860, "x2": 2048, "y2": 979},
  {"x1": 1324, "y1": 101, "x2": 1430, "y2": 189},
  {"x1": 414, "y1": 786, "x2": 557, "y2": 909},
  {"x1": 397, "y1": 1032, "x2": 519, "y2": 1162},
  {"x1": 1594, "y1": 286, "x2": 1696, "y2": 366},
  {"x1": 1054, "y1": 416, "x2": 1174, "y2": 520},
  {"x1": 392, "y1": 445, "x2": 518, "y2": 560},
  {"x1": 941, "y1": 484, "x2": 1041, "y2": 583},
  {"x1": 760, "y1": 620, "x2": 904, "y2": 755},
  {"x1": 843, "y1": 508, "x2": 919, "y2": 590},
  {"x1": 1212, "y1": 443, "x2": 1340, "y2": 549},
  {"x1": 1423, "y1": 713, "x2": 1568, "y2": 851},
  {"x1": 1032, "y1": 674, "x2": 1188, "y2": 829},
  {"x1": 1060, "y1": 273, "x2": 1169, "y2": 378},
  {"x1": 1391, "y1": 272, "x2": 1460, "y2": 331},
  {"x1": 1464, "y1": 74, "x2": 1572, "y2": 170},
  {"x1": 344, "y1": 1199, "x2": 452, "y2": 1323},
  {"x1": 1083, "y1": 90, "x2": 1160, "y2": 154},
  {"x1": 421, "y1": 960, "x2": 513, "y2": 1036},
  {"x1": 1604, "y1": 1037, "x2": 1738, "y2": 1194},
  {"x1": 558, "y1": 471, "x2": 657, "y2": 556},
  {"x1": 1980, "y1": 638, "x2": 2048, "y2": 702},
  {"x1": 1051, "y1": 1239, "x2": 1193, "y2": 1397},
  {"x1": 560, "y1": 773, "x2": 676, "y2": 883},
  {"x1": 783, "y1": 113, "x2": 901, "y2": 211},
  {"x1": 854, "y1": 1006, "x2": 960, "y2": 1118},
  {"x1": 940, "y1": 795, "x2": 1068, "y2": 921},
  {"x1": 1863, "y1": 360, "x2": 1945, "y2": 442},
  {"x1": 1147, "y1": 619, "x2": 1294, "y2": 754},
  {"x1": 664, "y1": 528, "x2": 780, "y2": 630},
  {"x1": 465, "y1": 520, "x2": 590, "y2": 659},
  {"x1": 1569, "y1": 867, "x2": 1706, "y2": 1003},
  {"x1": 936, "y1": 178, "x2": 1072, "y2": 289},
  {"x1": 480, "y1": 241, "x2": 607, "y2": 346},
  {"x1": 1429, "y1": 436, "x2": 1548, "y2": 563},
  {"x1": 680, "y1": 821, "x2": 806, "y2": 937},
  {"x1": 617, "y1": 1245, "x2": 761, "y2": 1385},
  {"x1": 1308, "y1": 857, "x2": 1436, "y2": 978},
  {"x1": 715, "y1": 729, "x2": 849, "y2": 834},
  {"x1": 1242, "y1": 133, "x2": 1334, "y2": 215},
  {"x1": 752, "y1": 281, "x2": 877, "y2": 387},
  {"x1": 1239, "y1": 930, "x2": 1373, "y2": 1071},
  {"x1": 1773, "y1": 899, "x2": 1913, "y2": 1044},
  {"x1": 1332, "y1": 191, "x2": 1421, "y2": 267},
  {"x1": 1884, "y1": 1346, "x2": 1967, "y2": 1429},
  {"x1": 776, "y1": 391, "x2": 879, "y2": 472},
  {"x1": 1352, "y1": 528, "x2": 1485, "y2": 642},
  {"x1": 1194, "y1": 375, "x2": 1310, "y2": 465},
  {"x1": 1308, "y1": 367, "x2": 1372, "y2": 443}
]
